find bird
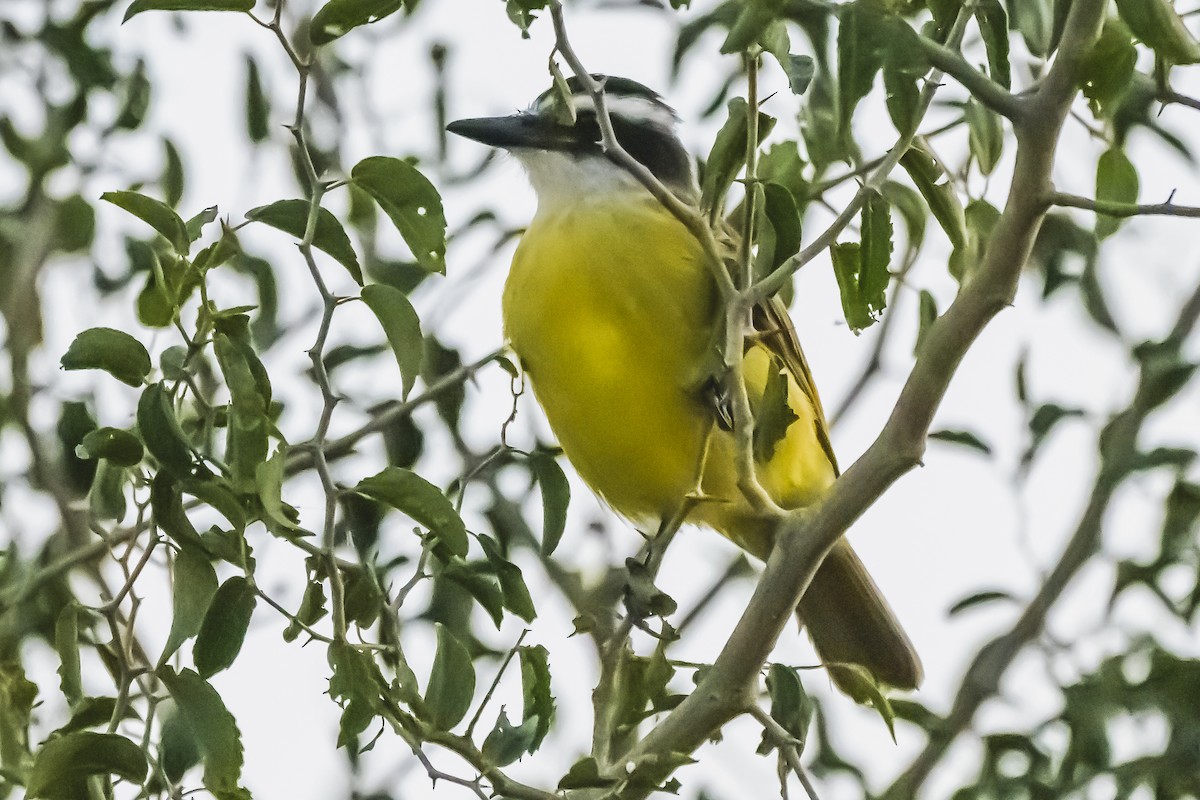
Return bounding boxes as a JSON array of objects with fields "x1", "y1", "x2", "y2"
[{"x1": 447, "y1": 75, "x2": 922, "y2": 697}]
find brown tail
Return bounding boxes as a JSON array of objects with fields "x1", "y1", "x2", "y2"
[{"x1": 797, "y1": 539, "x2": 923, "y2": 697}]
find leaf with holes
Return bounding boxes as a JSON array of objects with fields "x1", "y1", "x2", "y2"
[
  {"x1": 78, "y1": 427, "x2": 144, "y2": 467},
  {"x1": 352, "y1": 156, "x2": 446, "y2": 273}
]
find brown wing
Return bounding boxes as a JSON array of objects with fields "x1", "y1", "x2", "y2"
[{"x1": 751, "y1": 297, "x2": 841, "y2": 476}]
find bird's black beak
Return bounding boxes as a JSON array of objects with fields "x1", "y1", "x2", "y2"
[{"x1": 447, "y1": 112, "x2": 576, "y2": 151}]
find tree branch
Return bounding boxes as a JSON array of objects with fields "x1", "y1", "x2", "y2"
[
  {"x1": 1048, "y1": 191, "x2": 1200, "y2": 219},
  {"x1": 913, "y1": 35, "x2": 1025, "y2": 120}
]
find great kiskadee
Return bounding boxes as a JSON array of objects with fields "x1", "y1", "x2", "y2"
[{"x1": 448, "y1": 76, "x2": 922, "y2": 695}]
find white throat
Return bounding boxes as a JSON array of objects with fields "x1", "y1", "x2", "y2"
[{"x1": 513, "y1": 149, "x2": 646, "y2": 213}]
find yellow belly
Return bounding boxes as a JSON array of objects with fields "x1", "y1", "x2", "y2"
[{"x1": 502, "y1": 196, "x2": 835, "y2": 547}]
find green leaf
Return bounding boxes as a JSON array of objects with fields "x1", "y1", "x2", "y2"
[
  {"x1": 78, "y1": 427, "x2": 144, "y2": 467},
  {"x1": 244, "y1": 55, "x2": 269, "y2": 143},
  {"x1": 159, "y1": 705, "x2": 201, "y2": 783},
  {"x1": 701, "y1": 98, "x2": 776, "y2": 216},
  {"x1": 0, "y1": 662, "x2": 37, "y2": 772},
  {"x1": 529, "y1": 453, "x2": 569, "y2": 556},
  {"x1": 974, "y1": 0, "x2": 1011, "y2": 88},
  {"x1": 1022, "y1": 403, "x2": 1086, "y2": 468},
  {"x1": 775, "y1": 53, "x2": 815, "y2": 95},
  {"x1": 947, "y1": 589, "x2": 1017, "y2": 616},
  {"x1": 54, "y1": 697, "x2": 123, "y2": 736},
  {"x1": 163, "y1": 139, "x2": 185, "y2": 207},
  {"x1": 445, "y1": 562, "x2": 505, "y2": 628},
  {"x1": 124, "y1": 0, "x2": 255, "y2": 21},
  {"x1": 351, "y1": 156, "x2": 447, "y2": 273},
  {"x1": 54, "y1": 194, "x2": 96, "y2": 254},
  {"x1": 185, "y1": 206, "x2": 218, "y2": 243},
  {"x1": 965, "y1": 99, "x2": 1004, "y2": 176},
  {"x1": 137, "y1": 383, "x2": 194, "y2": 477},
  {"x1": 881, "y1": 180, "x2": 926, "y2": 253},
  {"x1": 505, "y1": 0, "x2": 547, "y2": 37},
  {"x1": 721, "y1": 0, "x2": 783, "y2": 54},
  {"x1": 1095, "y1": 147, "x2": 1139, "y2": 239},
  {"x1": 481, "y1": 709, "x2": 538, "y2": 767},
  {"x1": 1079, "y1": 19, "x2": 1138, "y2": 118},
  {"x1": 882, "y1": 60, "x2": 921, "y2": 135},
  {"x1": 559, "y1": 756, "x2": 619, "y2": 790},
  {"x1": 283, "y1": 576, "x2": 328, "y2": 643},
  {"x1": 360, "y1": 284, "x2": 423, "y2": 399},
  {"x1": 860, "y1": 189, "x2": 893, "y2": 303},
  {"x1": 310, "y1": 0, "x2": 403, "y2": 46},
  {"x1": 101, "y1": 190, "x2": 189, "y2": 254},
  {"x1": 754, "y1": 182, "x2": 802, "y2": 278},
  {"x1": 28, "y1": 732, "x2": 147, "y2": 799},
  {"x1": 753, "y1": 356, "x2": 799, "y2": 463},
  {"x1": 157, "y1": 667, "x2": 249, "y2": 799},
  {"x1": 327, "y1": 641, "x2": 385, "y2": 748},
  {"x1": 1114, "y1": 0, "x2": 1200, "y2": 64},
  {"x1": 899, "y1": 142, "x2": 967, "y2": 251},
  {"x1": 159, "y1": 548, "x2": 219, "y2": 667},
  {"x1": 150, "y1": 474, "x2": 204, "y2": 556},
  {"x1": 194, "y1": 577, "x2": 257, "y2": 679},
  {"x1": 55, "y1": 605, "x2": 83, "y2": 705},
  {"x1": 830, "y1": 191, "x2": 892, "y2": 333},
  {"x1": 355, "y1": 467, "x2": 468, "y2": 557},
  {"x1": 61, "y1": 327, "x2": 151, "y2": 387},
  {"x1": 246, "y1": 199, "x2": 362, "y2": 285},
  {"x1": 1008, "y1": 0, "x2": 1054, "y2": 57},
  {"x1": 624, "y1": 558, "x2": 678, "y2": 621},
  {"x1": 837, "y1": 0, "x2": 890, "y2": 144},
  {"x1": 478, "y1": 536, "x2": 537, "y2": 623},
  {"x1": 914, "y1": 288, "x2": 937, "y2": 355},
  {"x1": 519, "y1": 644, "x2": 555, "y2": 752},
  {"x1": 425, "y1": 624, "x2": 475, "y2": 730},
  {"x1": 256, "y1": 447, "x2": 303, "y2": 533},
  {"x1": 929, "y1": 429, "x2": 993, "y2": 455},
  {"x1": 213, "y1": 333, "x2": 269, "y2": 493},
  {"x1": 185, "y1": 476, "x2": 249, "y2": 534},
  {"x1": 89, "y1": 461, "x2": 128, "y2": 521},
  {"x1": 758, "y1": 664, "x2": 812, "y2": 753},
  {"x1": 827, "y1": 662, "x2": 896, "y2": 739}
]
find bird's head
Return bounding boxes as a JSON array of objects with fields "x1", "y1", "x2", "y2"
[{"x1": 447, "y1": 75, "x2": 696, "y2": 207}]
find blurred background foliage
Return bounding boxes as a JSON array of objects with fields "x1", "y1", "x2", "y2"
[{"x1": 0, "y1": 0, "x2": 1198, "y2": 798}]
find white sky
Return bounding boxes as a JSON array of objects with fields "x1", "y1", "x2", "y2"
[{"x1": 6, "y1": 0, "x2": 1200, "y2": 798}]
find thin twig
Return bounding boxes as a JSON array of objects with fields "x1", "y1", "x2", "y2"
[
  {"x1": 1047, "y1": 191, "x2": 1200, "y2": 218},
  {"x1": 465, "y1": 629, "x2": 529, "y2": 739},
  {"x1": 748, "y1": 705, "x2": 822, "y2": 800}
]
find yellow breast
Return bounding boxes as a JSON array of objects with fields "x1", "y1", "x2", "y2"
[
  {"x1": 502, "y1": 195, "x2": 835, "y2": 542},
  {"x1": 503, "y1": 197, "x2": 718, "y2": 517}
]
